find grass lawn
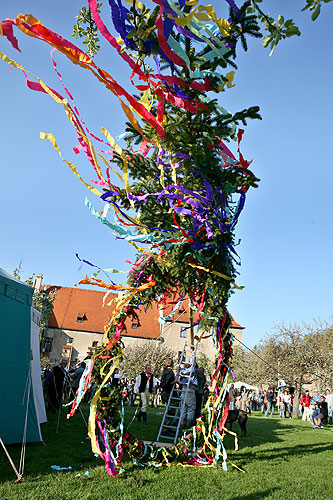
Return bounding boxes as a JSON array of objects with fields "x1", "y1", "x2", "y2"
[{"x1": 1, "y1": 404, "x2": 332, "y2": 500}]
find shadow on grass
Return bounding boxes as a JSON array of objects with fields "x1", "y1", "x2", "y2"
[
  {"x1": 223, "y1": 413, "x2": 294, "y2": 450},
  {"x1": 1, "y1": 406, "x2": 330, "y2": 484},
  {"x1": 238, "y1": 441, "x2": 333, "y2": 461},
  {"x1": 228, "y1": 488, "x2": 279, "y2": 500}
]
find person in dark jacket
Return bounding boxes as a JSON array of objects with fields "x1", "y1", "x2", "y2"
[
  {"x1": 264, "y1": 387, "x2": 275, "y2": 418},
  {"x1": 70, "y1": 362, "x2": 86, "y2": 397},
  {"x1": 195, "y1": 367, "x2": 206, "y2": 419},
  {"x1": 313, "y1": 396, "x2": 328, "y2": 428},
  {"x1": 134, "y1": 365, "x2": 158, "y2": 424},
  {"x1": 160, "y1": 358, "x2": 176, "y2": 404},
  {"x1": 47, "y1": 365, "x2": 65, "y2": 413}
]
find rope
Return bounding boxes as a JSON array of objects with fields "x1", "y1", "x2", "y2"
[
  {"x1": 233, "y1": 336, "x2": 290, "y2": 383},
  {"x1": 233, "y1": 337, "x2": 273, "y2": 368}
]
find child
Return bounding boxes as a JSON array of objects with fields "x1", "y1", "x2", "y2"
[{"x1": 235, "y1": 396, "x2": 242, "y2": 410}]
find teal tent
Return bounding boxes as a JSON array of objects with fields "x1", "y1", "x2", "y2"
[{"x1": 0, "y1": 268, "x2": 46, "y2": 444}]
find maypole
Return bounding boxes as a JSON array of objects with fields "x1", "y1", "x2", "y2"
[{"x1": 1, "y1": 0, "x2": 262, "y2": 474}]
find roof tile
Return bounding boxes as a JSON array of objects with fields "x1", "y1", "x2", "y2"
[{"x1": 46, "y1": 286, "x2": 243, "y2": 337}]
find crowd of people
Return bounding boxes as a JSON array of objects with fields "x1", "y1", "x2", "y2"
[
  {"x1": 42, "y1": 361, "x2": 87, "y2": 412},
  {"x1": 300, "y1": 389, "x2": 332, "y2": 428},
  {"x1": 227, "y1": 384, "x2": 333, "y2": 429},
  {"x1": 41, "y1": 361, "x2": 333, "y2": 432},
  {"x1": 130, "y1": 359, "x2": 208, "y2": 427},
  {"x1": 41, "y1": 358, "x2": 209, "y2": 428}
]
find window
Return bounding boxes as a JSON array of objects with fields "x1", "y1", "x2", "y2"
[
  {"x1": 180, "y1": 327, "x2": 187, "y2": 338},
  {"x1": 43, "y1": 337, "x2": 53, "y2": 353},
  {"x1": 131, "y1": 322, "x2": 138, "y2": 329},
  {"x1": 92, "y1": 340, "x2": 98, "y2": 347},
  {"x1": 76, "y1": 312, "x2": 87, "y2": 323}
]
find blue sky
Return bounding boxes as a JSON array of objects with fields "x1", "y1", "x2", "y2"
[{"x1": 1, "y1": 1, "x2": 332, "y2": 347}]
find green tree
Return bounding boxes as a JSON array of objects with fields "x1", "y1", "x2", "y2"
[
  {"x1": 101, "y1": 0, "x2": 262, "y2": 333},
  {"x1": 72, "y1": 0, "x2": 332, "y2": 59},
  {"x1": 12, "y1": 268, "x2": 57, "y2": 341}
]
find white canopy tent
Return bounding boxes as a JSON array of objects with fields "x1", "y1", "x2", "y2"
[
  {"x1": 31, "y1": 308, "x2": 47, "y2": 426},
  {"x1": 228, "y1": 381, "x2": 259, "y2": 394}
]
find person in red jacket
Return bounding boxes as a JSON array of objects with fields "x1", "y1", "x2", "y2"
[{"x1": 300, "y1": 390, "x2": 311, "y2": 421}]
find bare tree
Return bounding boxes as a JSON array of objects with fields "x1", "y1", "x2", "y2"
[
  {"x1": 231, "y1": 345, "x2": 265, "y2": 387},
  {"x1": 261, "y1": 322, "x2": 333, "y2": 417},
  {"x1": 119, "y1": 340, "x2": 177, "y2": 379},
  {"x1": 231, "y1": 321, "x2": 333, "y2": 417}
]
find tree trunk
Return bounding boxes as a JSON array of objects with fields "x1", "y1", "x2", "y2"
[
  {"x1": 292, "y1": 381, "x2": 302, "y2": 419},
  {"x1": 189, "y1": 306, "x2": 194, "y2": 347}
]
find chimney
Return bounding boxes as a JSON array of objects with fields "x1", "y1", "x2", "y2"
[
  {"x1": 259, "y1": 338, "x2": 263, "y2": 352},
  {"x1": 34, "y1": 273, "x2": 43, "y2": 292}
]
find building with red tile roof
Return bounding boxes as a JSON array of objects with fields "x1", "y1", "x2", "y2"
[
  {"x1": 46, "y1": 285, "x2": 160, "y2": 339},
  {"x1": 43, "y1": 285, "x2": 244, "y2": 366}
]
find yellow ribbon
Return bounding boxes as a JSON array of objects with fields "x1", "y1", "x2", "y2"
[
  {"x1": 0, "y1": 51, "x2": 111, "y2": 196},
  {"x1": 221, "y1": 426, "x2": 239, "y2": 452},
  {"x1": 88, "y1": 353, "x2": 123, "y2": 455},
  {"x1": 187, "y1": 262, "x2": 244, "y2": 289},
  {"x1": 40, "y1": 133, "x2": 101, "y2": 196},
  {"x1": 123, "y1": 0, "x2": 150, "y2": 18},
  {"x1": 171, "y1": 3, "x2": 231, "y2": 37},
  {"x1": 7, "y1": 14, "x2": 150, "y2": 139}
]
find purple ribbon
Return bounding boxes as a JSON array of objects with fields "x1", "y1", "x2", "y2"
[
  {"x1": 75, "y1": 253, "x2": 117, "y2": 284},
  {"x1": 225, "y1": 0, "x2": 243, "y2": 21}
]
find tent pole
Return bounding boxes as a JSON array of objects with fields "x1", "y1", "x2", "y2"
[
  {"x1": 0, "y1": 437, "x2": 22, "y2": 482},
  {"x1": 56, "y1": 375, "x2": 67, "y2": 434},
  {"x1": 18, "y1": 365, "x2": 32, "y2": 480}
]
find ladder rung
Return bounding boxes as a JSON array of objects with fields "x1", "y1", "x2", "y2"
[{"x1": 157, "y1": 341, "x2": 197, "y2": 444}]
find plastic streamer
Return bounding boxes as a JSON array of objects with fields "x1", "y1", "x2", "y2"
[{"x1": 0, "y1": 0, "x2": 258, "y2": 475}]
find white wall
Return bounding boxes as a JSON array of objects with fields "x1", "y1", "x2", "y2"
[{"x1": 45, "y1": 323, "x2": 243, "y2": 366}]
